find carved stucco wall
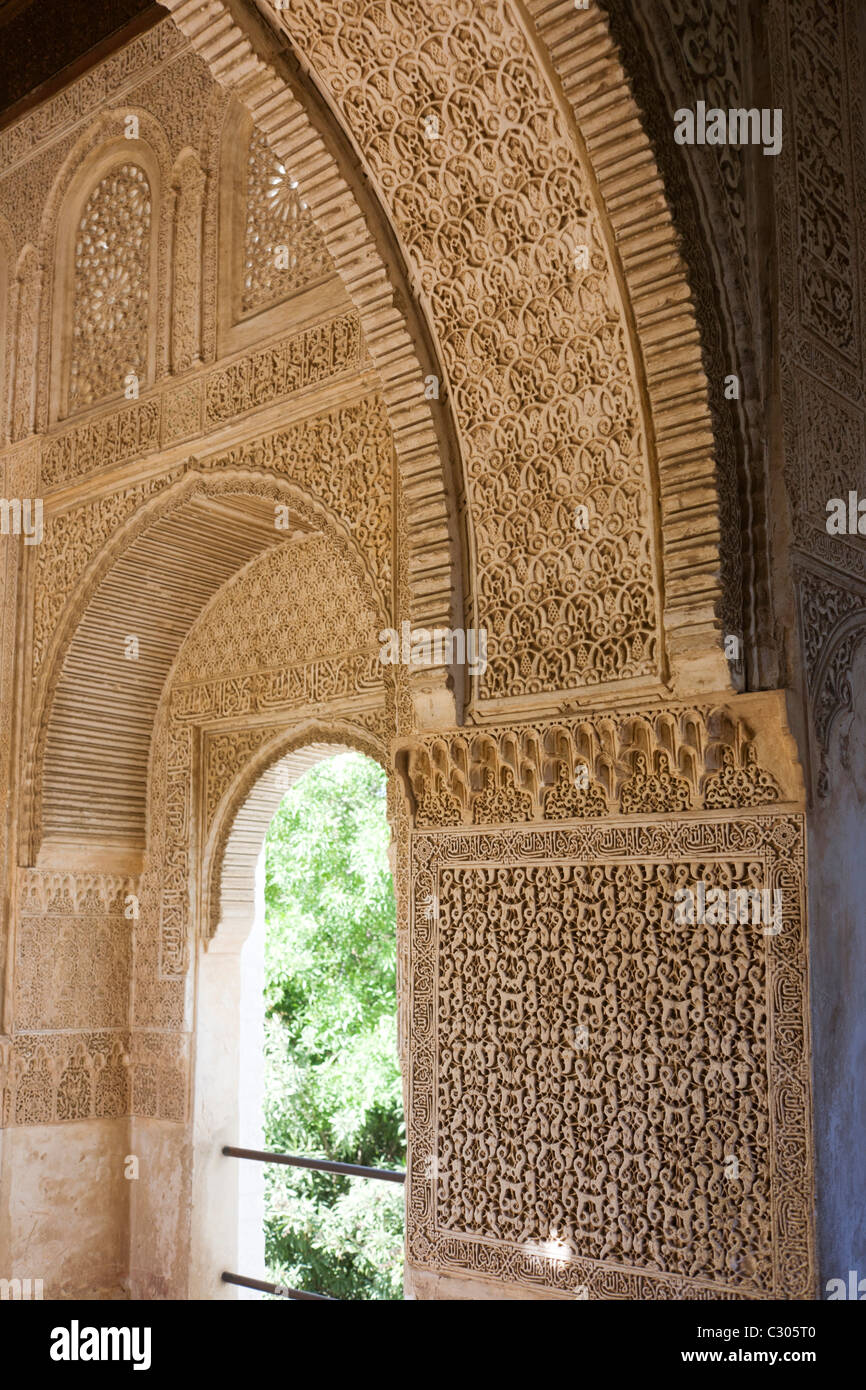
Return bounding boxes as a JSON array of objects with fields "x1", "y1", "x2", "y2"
[
  {"x1": 0, "y1": 19, "x2": 404, "y2": 1295},
  {"x1": 768, "y1": 0, "x2": 866, "y2": 1288},
  {"x1": 0, "y1": 2, "x2": 835, "y2": 1301},
  {"x1": 162, "y1": 0, "x2": 740, "y2": 705},
  {"x1": 600, "y1": 0, "x2": 774, "y2": 692}
]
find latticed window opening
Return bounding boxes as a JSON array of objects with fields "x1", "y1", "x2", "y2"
[
  {"x1": 241, "y1": 129, "x2": 333, "y2": 314},
  {"x1": 69, "y1": 162, "x2": 151, "y2": 412}
]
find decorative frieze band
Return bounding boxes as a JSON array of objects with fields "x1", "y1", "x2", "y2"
[
  {"x1": 0, "y1": 1029, "x2": 189, "y2": 1128},
  {"x1": 34, "y1": 310, "x2": 363, "y2": 489},
  {"x1": 404, "y1": 705, "x2": 786, "y2": 829},
  {"x1": 172, "y1": 651, "x2": 384, "y2": 727}
]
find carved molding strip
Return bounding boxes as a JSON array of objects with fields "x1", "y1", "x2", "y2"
[{"x1": 406, "y1": 707, "x2": 783, "y2": 829}]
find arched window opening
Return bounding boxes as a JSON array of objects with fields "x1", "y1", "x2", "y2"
[
  {"x1": 241, "y1": 129, "x2": 332, "y2": 317},
  {"x1": 261, "y1": 751, "x2": 404, "y2": 1301},
  {"x1": 216, "y1": 104, "x2": 347, "y2": 356},
  {"x1": 222, "y1": 749, "x2": 404, "y2": 1301},
  {"x1": 68, "y1": 161, "x2": 152, "y2": 412}
]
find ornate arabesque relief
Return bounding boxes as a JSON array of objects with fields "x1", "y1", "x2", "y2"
[
  {"x1": 27, "y1": 441, "x2": 394, "y2": 868},
  {"x1": 784, "y1": 0, "x2": 861, "y2": 368},
  {"x1": 31, "y1": 383, "x2": 385, "y2": 681},
  {"x1": 11, "y1": 245, "x2": 42, "y2": 441},
  {"x1": 0, "y1": 1, "x2": 823, "y2": 1307},
  {"x1": 655, "y1": 0, "x2": 750, "y2": 303},
  {"x1": 273, "y1": 0, "x2": 661, "y2": 702},
  {"x1": 771, "y1": 0, "x2": 864, "y2": 472},
  {"x1": 600, "y1": 0, "x2": 755, "y2": 679},
  {"x1": 8, "y1": 867, "x2": 126, "y2": 1095},
  {"x1": 179, "y1": 534, "x2": 379, "y2": 674},
  {"x1": 0, "y1": 870, "x2": 189, "y2": 1128},
  {"x1": 33, "y1": 469, "x2": 181, "y2": 671},
  {"x1": 37, "y1": 309, "x2": 363, "y2": 488},
  {"x1": 170, "y1": 149, "x2": 206, "y2": 374},
  {"x1": 0, "y1": 23, "x2": 188, "y2": 175},
  {"x1": 35, "y1": 110, "x2": 176, "y2": 432},
  {"x1": 769, "y1": 0, "x2": 866, "y2": 795},
  {"x1": 791, "y1": 373, "x2": 866, "y2": 581},
  {"x1": 409, "y1": 814, "x2": 811, "y2": 1299},
  {"x1": 796, "y1": 567, "x2": 866, "y2": 798}
]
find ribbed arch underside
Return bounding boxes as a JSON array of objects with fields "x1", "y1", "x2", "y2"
[
  {"x1": 41, "y1": 493, "x2": 313, "y2": 848},
  {"x1": 211, "y1": 742, "x2": 350, "y2": 949}
]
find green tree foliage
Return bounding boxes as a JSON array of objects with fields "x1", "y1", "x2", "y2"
[{"x1": 262, "y1": 752, "x2": 404, "y2": 1301}]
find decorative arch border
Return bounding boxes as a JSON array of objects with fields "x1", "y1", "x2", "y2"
[
  {"x1": 24, "y1": 459, "x2": 392, "y2": 864},
  {"x1": 578, "y1": 0, "x2": 766, "y2": 685},
  {"x1": 525, "y1": 0, "x2": 733, "y2": 690},
  {"x1": 186, "y1": 710, "x2": 409, "y2": 1074},
  {"x1": 159, "y1": 0, "x2": 733, "y2": 696},
  {"x1": 202, "y1": 719, "x2": 389, "y2": 948},
  {"x1": 36, "y1": 107, "x2": 175, "y2": 430}
]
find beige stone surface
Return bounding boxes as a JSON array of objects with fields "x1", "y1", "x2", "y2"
[
  {"x1": 0, "y1": 1120, "x2": 129, "y2": 1299},
  {"x1": 2, "y1": 0, "x2": 864, "y2": 1301}
]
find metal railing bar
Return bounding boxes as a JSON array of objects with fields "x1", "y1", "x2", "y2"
[
  {"x1": 222, "y1": 1144, "x2": 406, "y2": 1184},
  {"x1": 222, "y1": 1271, "x2": 335, "y2": 1301}
]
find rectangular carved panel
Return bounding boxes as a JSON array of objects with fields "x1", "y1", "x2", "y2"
[{"x1": 408, "y1": 815, "x2": 812, "y2": 1299}]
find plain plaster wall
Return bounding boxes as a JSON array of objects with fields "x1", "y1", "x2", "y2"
[{"x1": 0, "y1": 1118, "x2": 129, "y2": 1298}]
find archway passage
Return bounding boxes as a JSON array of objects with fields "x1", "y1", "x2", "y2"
[
  {"x1": 191, "y1": 742, "x2": 404, "y2": 1301},
  {"x1": 0, "y1": 0, "x2": 828, "y2": 1307},
  {"x1": 260, "y1": 751, "x2": 404, "y2": 1301}
]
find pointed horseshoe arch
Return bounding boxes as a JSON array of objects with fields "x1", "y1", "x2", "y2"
[
  {"x1": 24, "y1": 464, "x2": 390, "y2": 864},
  {"x1": 159, "y1": 0, "x2": 734, "y2": 706}
]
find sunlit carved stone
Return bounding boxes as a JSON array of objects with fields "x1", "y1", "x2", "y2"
[{"x1": 0, "y1": 0, "x2": 863, "y2": 1306}]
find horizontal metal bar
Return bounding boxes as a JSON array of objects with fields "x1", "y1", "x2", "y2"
[
  {"x1": 222, "y1": 1144, "x2": 406, "y2": 1184},
  {"x1": 222, "y1": 1272, "x2": 335, "y2": 1301}
]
